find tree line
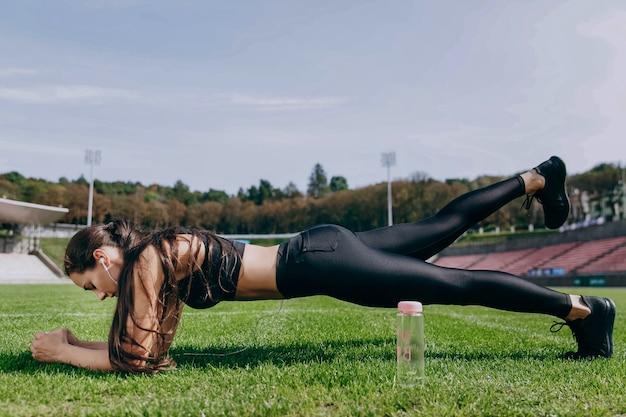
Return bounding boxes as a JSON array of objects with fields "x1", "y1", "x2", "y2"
[{"x1": 1, "y1": 161, "x2": 623, "y2": 234}]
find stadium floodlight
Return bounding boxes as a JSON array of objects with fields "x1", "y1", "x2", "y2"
[
  {"x1": 85, "y1": 149, "x2": 101, "y2": 226},
  {"x1": 622, "y1": 164, "x2": 626, "y2": 220},
  {"x1": 381, "y1": 151, "x2": 396, "y2": 226}
]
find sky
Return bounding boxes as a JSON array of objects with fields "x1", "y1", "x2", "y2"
[{"x1": 1, "y1": 0, "x2": 625, "y2": 196}]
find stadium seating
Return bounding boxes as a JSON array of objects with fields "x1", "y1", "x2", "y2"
[
  {"x1": 433, "y1": 236, "x2": 626, "y2": 276},
  {"x1": 539, "y1": 237, "x2": 626, "y2": 275},
  {"x1": 577, "y1": 238, "x2": 626, "y2": 274},
  {"x1": 467, "y1": 248, "x2": 536, "y2": 271},
  {"x1": 432, "y1": 253, "x2": 486, "y2": 269},
  {"x1": 503, "y1": 242, "x2": 580, "y2": 276}
]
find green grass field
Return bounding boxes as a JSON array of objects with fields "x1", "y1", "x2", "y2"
[{"x1": 1, "y1": 284, "x2": 625, "y2": 417}]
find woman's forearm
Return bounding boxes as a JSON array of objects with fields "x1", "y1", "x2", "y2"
[
  {"x1": 59, "y1": 344, "x2": 114, "y2": 372},
  {"x1": 31, "y1": 329, "x2": 113, "y2": 372},
  {"x1": 71, "y1": 339, "x2": 108, "y2": 350}
]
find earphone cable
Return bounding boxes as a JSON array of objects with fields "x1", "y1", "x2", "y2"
[{"x1": 182, "y1": 299, "x2": 285, "y2": 357}]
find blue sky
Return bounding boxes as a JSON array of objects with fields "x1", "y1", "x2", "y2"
[{"x1": 1, "y1": 0, "x2": 625, "y2": 195}]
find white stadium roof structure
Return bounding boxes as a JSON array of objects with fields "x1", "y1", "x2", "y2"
[{"x1": 0, "y1": 197, "x2": 68, "y2": 225}]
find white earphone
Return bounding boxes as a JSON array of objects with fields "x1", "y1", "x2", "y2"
[{"x1": 99, "y1": 257, "x2": 118, "y2": 285}]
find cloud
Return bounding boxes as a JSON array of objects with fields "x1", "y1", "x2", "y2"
[
  {"x1": 576, "y1": 11, "x2": 626, "y2": 150},
  {"x1": 0, "y1": 140, "x2": 81, "y2": 156},
  {"x1": 79, "y1": 0, "x2": 147, "y2": 9},
  {"x1": 0, "y1": 68, "x2": 38, "y2": 78},
  {"x1": 206, "y1": 92, "x2": 350, "y2": 111},
  {"x1": 577, "y1": 10, "x2": 626, "y2": 43},
  {"x1": 0, "y1": 84, "x2": 348, "y2": 111},
  {"x1": 0, "y1": 85, "x2": 141, "y2": 104}
]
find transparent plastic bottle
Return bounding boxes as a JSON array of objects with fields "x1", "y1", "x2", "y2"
[{"x1": 396, "y1": 301, "x2": 424, "y2": 386}]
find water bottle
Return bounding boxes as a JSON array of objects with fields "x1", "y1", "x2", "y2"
[{"x1": 396, "y1": 301, "x2": 424, "y2": 386}]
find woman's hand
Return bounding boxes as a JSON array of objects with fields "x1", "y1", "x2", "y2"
[
  {"x1": 30, "y1": 328, "x2": 113, "y2": 371},
  {"x1": 30, "y1": 328, "x2": 71, "y2": 363}
]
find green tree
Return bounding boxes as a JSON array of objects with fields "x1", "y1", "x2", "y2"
[
  {"x1": 168, "y1": 180, "x2": 197, "y2": 205},
  {"x1": 243, "y1": 179, "x2": 277, "y2": 205},
  {"x1": 330, "y1": 176, "x2": 348, "y2": 192},
  {"x1": 282, "y1": 182, "x2": 302, "y2": 198},
  {"x1": 307, "y1": 163, "x2": 330, "y2": 199},
  {"x1": 1, "y1": 171, "x2": 26, "y2": 186},
  {"x1": 203, "y1": 188, "x2": 229, "y2": 204}
]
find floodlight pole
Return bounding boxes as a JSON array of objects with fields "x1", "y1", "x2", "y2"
[
  {"x1": 622, "y1": 164, "x2": 626, "y2": 220},
  {"x1": 85, "y1": 149, "x2": 101, "y2": 226},
  {"x1": 381, "y1": 151, "x2": 396, "y2": 226}
]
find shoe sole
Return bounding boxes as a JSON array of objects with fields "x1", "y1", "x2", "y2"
[
  {"x1": 537, "y1": 156, "x2": 570, "y2": 229},
  {"x1": 547, "y1": 157, "x2": 570, "y2": 229},
  {"x1": 602, "y1": 297, "x2": 616, "y2": 358}
]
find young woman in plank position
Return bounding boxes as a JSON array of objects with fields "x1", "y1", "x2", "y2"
[{"x1": 30, "y1": 156, "x2": 616, "y2": 374}]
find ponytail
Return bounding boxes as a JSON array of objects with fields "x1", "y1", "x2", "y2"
[{"x1": 64, "y1": 220, "x2": 145, "y2": 275}]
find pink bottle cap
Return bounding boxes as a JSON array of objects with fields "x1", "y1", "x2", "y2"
[{"x1": 397, "y1": 301, "x2": 423, "y2": 314}]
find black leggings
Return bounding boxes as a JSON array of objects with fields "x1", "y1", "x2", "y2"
[{"x1": 275, "y1": 176, "x2": 572, "y2": 318}]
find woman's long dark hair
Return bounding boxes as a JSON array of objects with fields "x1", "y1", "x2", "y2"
[{"x1": 64, "y1": 220, "x2": 236, "y2": 374}]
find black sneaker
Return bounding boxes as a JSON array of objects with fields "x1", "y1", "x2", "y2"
[
  {"x1": 532, "y1": 156, "x2": 570, "y2": 229},
  {"x1": 551, "y1": 296, "x2": 616, "y2": 359}
]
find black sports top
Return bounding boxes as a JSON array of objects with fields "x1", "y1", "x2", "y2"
[{"x1": 176, "y1": 234, "x2": 245, "y2": 309}]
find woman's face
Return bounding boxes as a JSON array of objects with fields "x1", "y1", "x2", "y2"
[
  {"x1": 69, "y1": 248, "x2": 120, "y2": 300},
  {"x1": 70, "y1": 267, "x2": 118, "y2": 300}
]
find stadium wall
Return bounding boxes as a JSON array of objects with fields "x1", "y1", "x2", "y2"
[{"x1": 523, "y1": 273, "x2": 626, "y2": 288}]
